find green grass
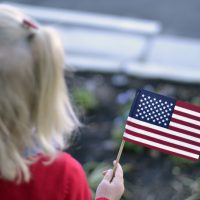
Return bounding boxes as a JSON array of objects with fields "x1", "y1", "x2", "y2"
[{"x1": 72, "y1": 87, "x2": 98, "y2": 113}]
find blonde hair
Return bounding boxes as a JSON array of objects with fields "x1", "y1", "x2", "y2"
[{"x1": 0, "y1": 5, "x2": 79, "y2": 182}]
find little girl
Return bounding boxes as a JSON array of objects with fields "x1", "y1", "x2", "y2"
[{"x1": 0, "y1": 4, "x2": 124, "y2": 200}]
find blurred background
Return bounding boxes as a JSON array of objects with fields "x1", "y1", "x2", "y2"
[{"x1": 2, "y1": 0, "x2": 200, "y2": 199}]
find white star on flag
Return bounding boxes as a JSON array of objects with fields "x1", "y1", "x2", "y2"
[{"x1": 123, "y1": 89, "x2": 200, "y2": 161}]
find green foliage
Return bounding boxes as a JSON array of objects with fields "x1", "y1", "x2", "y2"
[
  {"x1": 191, "y1": 96, "x2": 200, "y2": 107},
  {"x1": 185, "y1": 178, "x2": 200, "y2": 200},
  {"x1": 186, "y1": 194, "x2": 200, "y2": 200},
  {"x1": 72, "y1": 87, "x2": 98, "y2": 112},
  {"x1": 169, "y1": 155, "x2": 195, "y2": 166},
  {"x1": 119, "y1": 101, "x2": 132, "y2": 116},
  {"x1": 124, "y1": 142, "x2": 144, "y2": 154}
]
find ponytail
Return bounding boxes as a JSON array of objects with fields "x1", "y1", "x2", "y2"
[{"x1": 0, "y1": 5, "x2": 79, "y2": 182}]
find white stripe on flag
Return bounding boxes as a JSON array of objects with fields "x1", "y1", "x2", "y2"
[
  {"x1": 127, "y1": 117, "x2": 200, "y2": 142},
  {"x1": 123, "y1": 133, "x2": 199, "y2": 159},
  {"x1": 175, "y1": 106, "x2": 200, "y2": 118},
  {"x1": 170, "y1": 122, "x2": 200, "y2": 135},
  {"x1": 125, "y1": 124, "x2": 200, "y2": 151},
  {"x1": 172, "y1": 114, "x2": 200, "y2": 126}
]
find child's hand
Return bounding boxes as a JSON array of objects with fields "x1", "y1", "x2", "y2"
[{"x1": 95, "y1": 162, "x2": 124, "y2": 200}]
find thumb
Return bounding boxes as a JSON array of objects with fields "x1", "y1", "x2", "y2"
[
  {"x1": 103, "y1": 169, "x2": 113, "y2": 181},
  {"x1": 114, "y1": 163, "x2": 123, "y2": 179}
]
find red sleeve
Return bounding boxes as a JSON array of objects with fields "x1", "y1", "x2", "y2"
[{"x1": 63, "y1": 153, "x2": 92, "y2": 200}]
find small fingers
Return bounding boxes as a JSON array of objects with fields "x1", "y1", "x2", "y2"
[
  {"x1": 115, "y1": 163, "x2": 123, "y2": 177},
  {"x1": 102, "y1": 170, "x2": 108, "y2": 176},
  {"x1": 112, "y1": 162, "x2": 123, "y2": 182},
  {"x1": 102, "y1": 161, "x2": 123, "y2": 182},
  {"x1": 103, "y1": 169, "x2": 113, "y2": 181}
]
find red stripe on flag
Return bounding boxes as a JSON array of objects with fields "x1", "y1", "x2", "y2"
[
  {"x1": 171, "y1": 118, "x2": 200, "y2": 130},
  {"x1": 176, "y1": 100, "x2": 200, "y2": 113},
  {"x1": 126, "y1": 120, "x2": 200, "y2": 146},
  {"x1": 125, "y1": 129, "x2": 200, "y2": 155},
  {"x1": 123, "y1": 137, "x2": 197, "y2": 161},
  {"x1": 173, "y1": 110, "x2": 200, "y2": 122},
  {"x1": 169, "y1": 125, "x2": 200, "y2": 139}
]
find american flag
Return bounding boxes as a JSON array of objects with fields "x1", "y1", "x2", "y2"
[{"x1": 123, "y1": 89, "x2": 200, "y2": 161}]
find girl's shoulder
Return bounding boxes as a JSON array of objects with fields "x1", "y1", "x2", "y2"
[
  {"x1": 31, "y1": 151, "x2": 85, "y2": 177},
  {"x1": 55, "y1": 151, "x2": 88, "y2": 182},
  {"x1": 52, "y1": 152, "x2": 92, "y2": 199},
  {"x1": 51, "y1": 152, "x2": 86, "y2": 177},
  {"x1": 0, "y1": 152, "x2": 91, "y2": 200},
  {"x1": 31, "y1": 152, "x2": 91, "y2": 199},
  {"x1": 55, "y1": 152, "x2": 81, "y2": 168}
]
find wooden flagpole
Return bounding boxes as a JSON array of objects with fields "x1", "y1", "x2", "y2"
[{"x1": 110, "y1": 139, "x2": 125, "y2": 182}]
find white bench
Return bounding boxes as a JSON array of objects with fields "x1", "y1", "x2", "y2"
[{"x1": 6, "y1": 2, "x2": 162, "y2": 72}]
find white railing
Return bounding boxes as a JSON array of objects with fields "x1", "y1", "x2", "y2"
[{"x1": 6, "y1": 2, "x2": 162, "y2": 71}]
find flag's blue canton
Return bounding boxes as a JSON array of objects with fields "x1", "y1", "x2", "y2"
[{"x1": 129, "y1": 89, "x2": 176, "y2": 128}]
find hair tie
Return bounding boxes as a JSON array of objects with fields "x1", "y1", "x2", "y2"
[{"x1": 22, "y1": 19, "x2": 38, "y2": 30}]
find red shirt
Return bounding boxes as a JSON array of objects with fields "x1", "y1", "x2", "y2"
[{"x1": 0, "y1": 152, "x2": 93, "y2": 200}]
